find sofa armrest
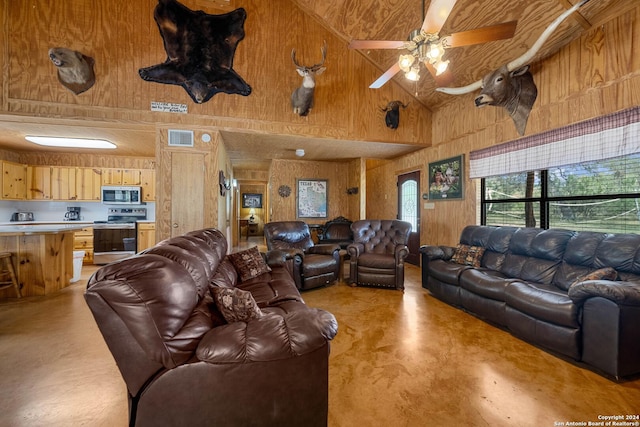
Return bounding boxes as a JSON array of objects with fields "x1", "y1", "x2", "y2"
[
  {"x1": 265, "y1": 249, "x2": 298, "y2": 267},
  {"x1": 195, "y1": 308, "x2": 338, "y2": 363},
  {"x1": 395, "y1": 244, "x2": 409, "y2": 264},
  {"x1": 568, "y1": 280, "x2": 640, "y2": 305},
  {"x1": 420, "y1": 244, "x2": 456, "y2": 261},
  {"x1": 347, "y1": 242, "x2": 364, "y2": 258},
  {"x1": 307, "y1": 243, "x2": 340, "y2": 256}
]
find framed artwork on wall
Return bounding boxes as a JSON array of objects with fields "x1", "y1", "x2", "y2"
[
  {"x1": 297, "y1": 179, "x2": 328, "y2": 218},
  {"x1": 428, "y1": 155, "x2": 464, "y2": 200},
  {"x1": 242, "y1": 193, "x2": 263, "y2": 208}
]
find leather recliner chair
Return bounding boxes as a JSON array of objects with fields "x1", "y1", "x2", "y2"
[
  {"x1": 264, "y1": 221, "x2": 341, "y2": 290},
  {"x1": 348, "y1": 219, "x2": 412, "y2": 291}
]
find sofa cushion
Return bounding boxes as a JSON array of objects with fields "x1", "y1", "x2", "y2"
[
  {"x1": 451, "y1": 244, "x2": 485, "y2": 267},
  {"x1": 212, "y1": 287, "x2": 264, "y2": 323},
  {"x1": 357, "y1": 252, "x2": 396, "y2": 269},
  {"x1": 228, "y1": 246, "x2": 272, "y2": 282},
  {"x1": 505, "y1": 281, "x2": 580, "y2": 328},
  {"x1": 459, "y1": 268, "x2": 514, "y2": 301},
  {"x1": 428, "y1": 259, "x2": 471, "y2": 284}
]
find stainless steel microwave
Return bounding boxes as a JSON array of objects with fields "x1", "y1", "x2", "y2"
[{"x1": 101, "y1": 186, "x2": 143, "y2": 205}]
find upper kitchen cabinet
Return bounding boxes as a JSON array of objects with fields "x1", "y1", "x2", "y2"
[
  {"x1": 2, "y1": 161, "x2": 27, "y2": 200},
  {"x1": 27, "y1": 165, "x2": 52, "y2": 200},
  {"x1": 103, "y1": 167, "x2": 155, "y2": 202},
  {"x1": 140, "y1": 169, "x2": 155, "y2": 202},
  {"x1": 51, "y1": 166, "x2": 100, "y2": 201}
]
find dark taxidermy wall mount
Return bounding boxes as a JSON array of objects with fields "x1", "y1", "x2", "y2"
[
  {"x1": 219, "y1": 170, "x2": 231, "y2": 196},
  {"x1": 381, "y1": 101, "x2": 409, "y2": 130},
  {"x1": 139, "y1": 0, "x2": 251, "y2": 103},
  {"x1": 346, "y1": 187, "x2": 359, "y2": 195}
]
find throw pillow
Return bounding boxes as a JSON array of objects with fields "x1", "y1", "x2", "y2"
[
  {"x1": 571, "y1": 267, "x2": 618, "y2": 287},
  {"x1": 451, "y1": 244, "x2": 485, "y2": 268},
  {"x1": 228, "y1": 246, "x2": 271, "y2": 282},
  {"x1": 211, "y1": 287, "x2": 263, "y2": 323}
]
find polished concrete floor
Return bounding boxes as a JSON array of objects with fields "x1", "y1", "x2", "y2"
[{"x1": 1, "y1": 237, "x2": 639, "y2": 426}]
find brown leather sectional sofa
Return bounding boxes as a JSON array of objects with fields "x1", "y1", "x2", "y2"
[
  {"x1": 85, "y1": 228, "x2": 338, "y2": 427},
  {"x1": 421, "y1": 225, "x2": 640, "y2": 380}
]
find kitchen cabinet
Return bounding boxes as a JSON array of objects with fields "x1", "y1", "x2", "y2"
[
  {"x1": 1, "y1": 160, "x2": 27, "y2": 200},
  {"x1": 102, "y1": 168, "x2": 142, "y2": 185},
  {"x1": 27, "y1": 165, "x2": 52, "y2": 200},
  {"x1": 74, "y1": 227, "x2": 94, "y2": 264},
  {"x1": 28, "y1": 166, "x2": 101, "y2": 201},
  {"x1": 137, "y1": 222, "x2": 156, "y2": 252},
  {"x1": 140, "y1": 169, "x2": 155, "y2": 202},
  {"x1": 75, "y1": 168, "x2": 102, "y2": 201}
]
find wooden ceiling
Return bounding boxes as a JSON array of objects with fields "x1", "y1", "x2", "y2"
[{"x1": 0, "y1": 0, "x2": 634, "y2": 169}]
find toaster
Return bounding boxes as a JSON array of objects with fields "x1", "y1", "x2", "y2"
[{"x1": 10, "y1": 212, "x2": 34, "y2": 222}]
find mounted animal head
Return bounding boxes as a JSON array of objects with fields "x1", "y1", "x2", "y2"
[
  {"x1": 436, "y1": 0, "x2": 590, "y2": 135},
  {"x1": 291, "y1": 41, "x2": 327, "y2": 116},
  {"x1": 48, "y1": 47, "x2": 96, "y2": 95},
  {"x1": 381, "y1": 101, "x2": 409, "y2": 130}
]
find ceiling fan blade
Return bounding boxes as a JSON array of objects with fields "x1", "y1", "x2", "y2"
[
  {"x1": 445, "y1": 21, "x2": 518, "y2": 48},
  {"x1": 348, "y1": 40, "x2": 406, "y2": 50},
  {"x1": 424, "y1": 61, "x2": 455, "y2": 87},
  {"x1": 369, "y1": 63, "x2": 401, "y2": 89},
  {"x1": 421, "y1": 0, "x2": 459, "y2": 33}
]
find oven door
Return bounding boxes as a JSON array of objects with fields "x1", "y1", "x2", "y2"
[{"x1": 93, "y1": 223, "x2": 137, "y2": 265}]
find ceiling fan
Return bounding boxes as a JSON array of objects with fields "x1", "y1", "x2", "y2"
[{"x1": 348, "y1": 0, "x2": 518, "y2": 88}]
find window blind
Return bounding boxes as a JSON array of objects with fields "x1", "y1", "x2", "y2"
[{"x1": 469, "y1": 106, "x2": 640, "y2": 179}]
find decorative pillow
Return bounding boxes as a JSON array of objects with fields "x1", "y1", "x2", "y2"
[
  {"x1": 211, "y1": 287, "x2": 263, "y2": 323},
  {"x1": 451, "y1": 244, "x2": 485, "y2": 268},
  {"x1": 227, "y1": 246, "x2": 271, "y2": 282},
  {"x1": 571, "y1": 267, "x2": 618, "y2": 287}
]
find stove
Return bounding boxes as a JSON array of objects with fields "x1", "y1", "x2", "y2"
[{"x1": 93, "y1": 208, "x2": 147, "y2": 264}]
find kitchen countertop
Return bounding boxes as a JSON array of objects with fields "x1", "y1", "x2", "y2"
[{"x1": 0, "y1": 223, "x2": 87, "y2": 236}]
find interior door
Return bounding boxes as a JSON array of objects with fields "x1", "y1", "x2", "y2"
[
  {"x1": 398, "y1": 171, "x2": 420, "y2": 266},
  {"x1": 171, "y1": 152, "x2": 205, "y2": 237}
]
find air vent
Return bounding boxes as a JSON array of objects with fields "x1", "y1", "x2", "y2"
[{"x1": 168, "y1": 129, "x2": 194, "y2": 147}]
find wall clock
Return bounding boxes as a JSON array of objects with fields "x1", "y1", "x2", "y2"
[{"x1": 278, "y1": 185, "x2": 291, "y2": 198}]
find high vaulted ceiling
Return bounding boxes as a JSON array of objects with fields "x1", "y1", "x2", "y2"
[{"x1": 0, "y1": 0, "x2": 635, "y2": 169}]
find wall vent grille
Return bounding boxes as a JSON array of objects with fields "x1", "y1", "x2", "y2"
[{"x1": 168, "y1": 129, "x2": 194, "y2": 147}]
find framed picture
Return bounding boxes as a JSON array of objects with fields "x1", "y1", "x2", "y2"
[
  {"x1": 242, "y1": 193, "x2": 262, "y2": 208},
  {"x1": 428, "y1": 155, "x2": 464, "y2": 200},
  {"x1": 297, "y1": 179, "x2": 328, "y2": 218}
]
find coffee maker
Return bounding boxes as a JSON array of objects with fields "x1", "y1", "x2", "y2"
[{"x1": 64, "y1": 207, "x2": 81, "y2": 221}]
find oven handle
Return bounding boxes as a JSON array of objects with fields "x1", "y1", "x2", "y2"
[{"x1": 93, "y1": 223, "x2": 136, "y2": 230}]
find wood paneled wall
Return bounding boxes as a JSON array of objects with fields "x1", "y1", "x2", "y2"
[
  {"x1": 2, "y1": 0, "x2": 431, "y2": 146},
  {"x1": 367, "y1": 6, "x2": 640, "y2": 247},
  {"x1": 268, "y1": 159, "x2": 352, "y2": 225}
]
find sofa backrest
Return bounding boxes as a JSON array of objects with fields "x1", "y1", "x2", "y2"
[
  {"x1": 351, "y1": 219, "x2": 411, "y2": 254},
  {"x1": 459, "y1": 225, "x2": 517, "y2": 271},
  {"x1": 85, "y1": 228, "x2": 227, "y2": 397}
]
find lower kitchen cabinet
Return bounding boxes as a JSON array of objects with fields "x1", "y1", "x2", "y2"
[
  {"x1": 73, "y1": 227, "x2": 94, "y2": 264},
  {"x1": 137, "y1": 222, "x2": 156, "y2": 252}
]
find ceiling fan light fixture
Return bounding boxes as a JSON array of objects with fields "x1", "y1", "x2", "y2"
[
  {"x1": 405, "y1": 67, "x2": 420, "y2": 82},
  {"x1": 435, "y1": 60, "x2": 449, "y2": 76},
  {"x1": 25, "y1": 136, "x2": 116, "y2": 149},
  {"x1": 398, "y1": 54, "x2": 415, "y2": 72}
]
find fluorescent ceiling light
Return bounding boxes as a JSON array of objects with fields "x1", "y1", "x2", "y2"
[{"x1": 25, "y1": 136, "x2": 116, "y2": 149}]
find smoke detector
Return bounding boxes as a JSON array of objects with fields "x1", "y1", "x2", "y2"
[{"x1": 295, "y1": 148, "x2": 305, "y2": 157}]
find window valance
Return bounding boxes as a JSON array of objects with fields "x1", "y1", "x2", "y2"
[{"x1": 469, "y1": 106, "x2": 640, "y2": 179}]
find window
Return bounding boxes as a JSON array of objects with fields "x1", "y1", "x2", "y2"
[{"x1": 481, "y1": 153, "x2": 640, "y2": 233}]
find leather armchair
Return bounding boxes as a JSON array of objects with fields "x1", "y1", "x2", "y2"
[
  {"x1": 348, "y1": 219, "x2": 412, "y2": 291},
  {"x1": 318, "y1": 216, "x2": 353, "y2": 249},
  {"x1": 264, "y1": 221, "x2": 341, "y2": 290}
]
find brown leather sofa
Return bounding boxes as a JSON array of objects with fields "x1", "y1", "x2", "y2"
[
  {"x1": 85, "y1": 228, "x2": 338, "y2": 426},
  {"x1": 264, "y1": 221, "x2": 341, "y2": 290},
  {"x1": 348, "y1": 219, "x2": 412, "y2": 291},
  {"x1": 421, "y1": 225, "x2": 640, "y2": 380}
]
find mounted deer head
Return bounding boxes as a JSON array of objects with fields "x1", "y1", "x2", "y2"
[
  {"x1": 436, "y1": 0, "x2": 590, "y2": 135},
  {"x1": 291, "y1": 41, "x2": 327, "y2": 116},
  {"x1": 381, "y1": 101, "x2": 409, "y2": 129}
]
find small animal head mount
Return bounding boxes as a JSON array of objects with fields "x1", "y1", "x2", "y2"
[
  {"x1": 291, "y1": 41, "x2": 327, "y2": 116},
  {"x1": 48, "y1": 47, "x2": 96, "y2": 95},
  {"x1": 436, "y1": 0, "x2": 590, "y2": 135},
  {"x1": 219, "y1": 170, "x2": 231, "y2": 196},
  {"x1": 381, "y1": 101, "x2": 409, "y2": 130}
]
